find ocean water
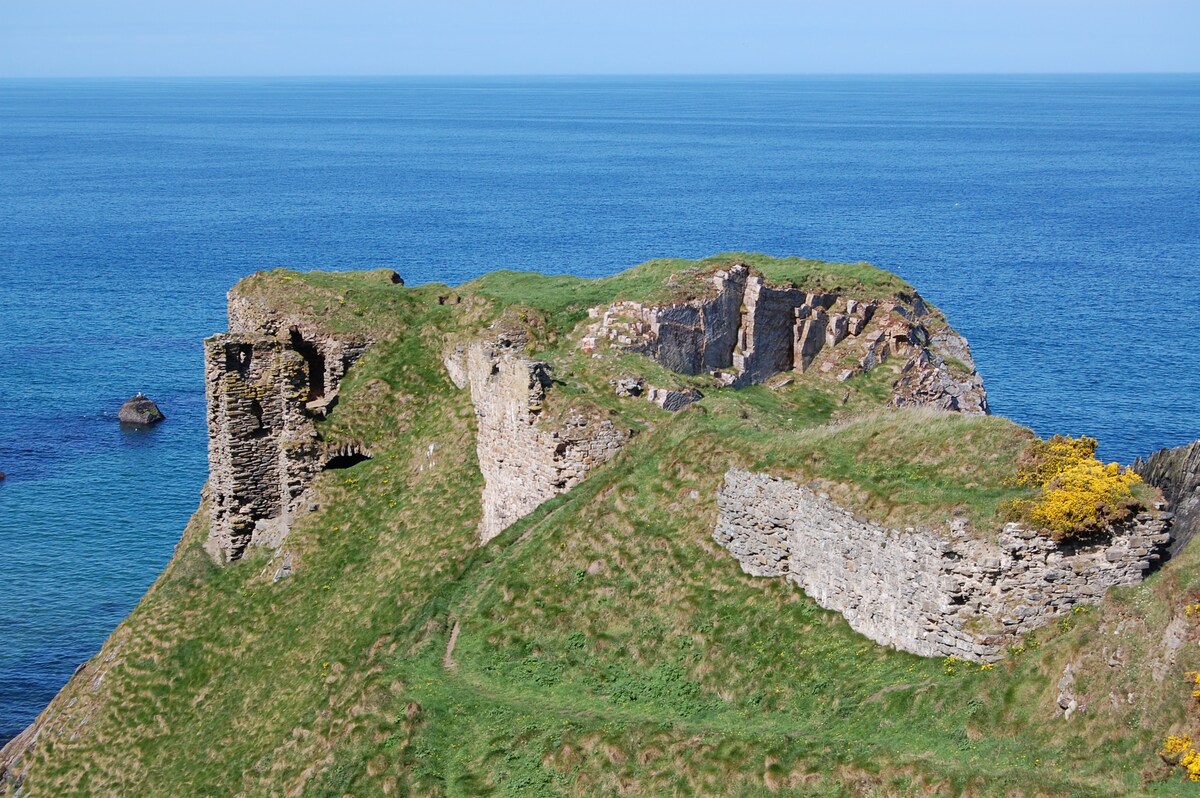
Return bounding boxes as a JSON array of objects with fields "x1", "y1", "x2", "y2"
[{"x1": 1, "y1": 75, "x2": 1198, "y2": 743}]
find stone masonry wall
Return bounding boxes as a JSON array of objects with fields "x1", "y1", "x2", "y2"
[
  {"x1": 228, "y1": 292, "x2": 369, "y2": 411},
  {"x1": 462, "y1": 336, "x2": 629, "y2": 544},
  {"x1": 204, "y1": 291, "x2": 370, "y2": 563},
  {"x1": 204, "y1": 336, "x2": 313, "y2": 562},
  {"x1": 714, "y1": 469, "x2": 1172, "y2": 661}
]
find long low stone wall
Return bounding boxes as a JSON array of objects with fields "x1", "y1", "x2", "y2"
[{"x1": 714, "y1": 469, "x2": 1172, "y2": 661}]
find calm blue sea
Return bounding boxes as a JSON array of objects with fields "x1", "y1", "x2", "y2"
[{"x1": 1, "y1": 75, "x2": 1198, "y2": 743}]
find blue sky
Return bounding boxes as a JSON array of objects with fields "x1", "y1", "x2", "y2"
[{"x1": 2, "y1": 0, "x2": 1197, "y2": 77}]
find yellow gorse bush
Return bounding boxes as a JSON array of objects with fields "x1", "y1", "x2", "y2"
[
  {"x1": 1014, "y1": 435, "x2": 1101, "y2": 488},
  {"x1": 1184, "y1": 750, "x2": 1200, "y2": 783},
  {"x1": 1010, "y1": 435, "x2": 1143, "y2": 539},
  {"x1": 1163, "y1": 734, "x2": 1194, "y2": 759},
  {"x1": 1161, "y1": 735, "x2": 1200, "y2": 781}
]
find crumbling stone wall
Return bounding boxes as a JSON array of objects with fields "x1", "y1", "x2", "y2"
[
  {"x1": 204, "y1": 336, "x2": 313, "y2": 561},
  {"x1": 581, "y1": 263, "x2": 987, "y2": 413},
  {"x1": 462, "y1": 335, "x2": 629, "y2": 543},
  {"x1": 228, "y1": 292, "x2": 369, "y2": 412},
  {"x1": 714, "y1": 469, "x2": 1171, "y2": 661},
  {"x1": 204, "y1": 291, "x2": 369, "y2": 563}
]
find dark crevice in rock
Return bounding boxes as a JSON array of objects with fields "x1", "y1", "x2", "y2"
[{"x1": 290, "y1": 328, "x2": 326, "y2": 402}]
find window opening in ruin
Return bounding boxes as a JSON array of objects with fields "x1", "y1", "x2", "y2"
[
  {"x1": 289, "y1": 329, "x2": 326, "y2": 402},
  {"x1": 226, "y1": 343, "x2": 253, "y2": 373},
  {"x1": 249, "y1": 399, "x2": 269, "y2": 438}
]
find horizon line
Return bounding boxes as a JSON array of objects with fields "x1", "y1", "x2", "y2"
[{"x1": 2, "y1": 70, "x2": 1199, "y2": 81}]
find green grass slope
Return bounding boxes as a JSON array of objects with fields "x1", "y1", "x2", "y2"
[{"x1": 3, "y1": 256, "x2": 1197, "y2": 797}]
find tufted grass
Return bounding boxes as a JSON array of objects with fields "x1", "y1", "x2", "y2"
[{"x1": 6, "y1": 257, "x2": 1192, "y2": 798}]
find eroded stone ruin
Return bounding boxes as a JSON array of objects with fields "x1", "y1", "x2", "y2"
[
  {"x1": 714, "y1": 469, "x2": 1172, "y2": 661},
  {"x1": 204, "y1": 298, "x2": 369, "y2": 563},
  {"x1": 445, "y1": 334, "x2": 629, "y2": 543}
]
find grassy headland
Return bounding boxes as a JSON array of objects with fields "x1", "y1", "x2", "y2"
[{"x1": 3, "y1": 256, "x2": 1195, "y2": 797}]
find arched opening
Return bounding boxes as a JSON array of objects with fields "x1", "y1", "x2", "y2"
[
  {"x1": 289, "y1": 328, "x2": 326, "y2": 402},
  {"x1": 324, "y1": 451, "x2": 371, "y2": 470}
]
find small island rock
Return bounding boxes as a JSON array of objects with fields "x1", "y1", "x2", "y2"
[{"x1": 119, "y1": 394, "x2": 165, "y2": 426}]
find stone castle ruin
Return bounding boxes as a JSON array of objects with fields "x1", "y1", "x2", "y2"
[
  {"x1": 200, "y1": 262, "x2": 1175, "y2": 662},
  {"x1": 203, "y1": 294, "x2": 369, "y2": 563},
  {"x1": 444, "y1": 333, "x2": 629, "y2": 543},
  {"x1": 444, "y1": 262, "x2": 990, "y2": 545}
]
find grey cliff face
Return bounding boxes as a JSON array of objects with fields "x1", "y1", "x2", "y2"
[
  {"x1": 580, "y1": 263, "x2": 988, "y2": 413},
  {"x1": 1135, "y1": 439, "x2": 1200, "y2": 557}
]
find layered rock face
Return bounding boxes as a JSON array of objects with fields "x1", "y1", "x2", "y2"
[
  {"x1": 714, "y1": 469, "x2": 1171, "y2": 661},
  {"x1": 451, "y1": 335, "x2": 629, "y2": 543},
  {"x1": 1135, "y1": 439, "x2": 1200, "y2": 557},
  {"x1": 581, "y1": 263, "x2": 988, "y2": 413},
  {"x1": 204, "y1": 297, "x2": 369, "y2": 563}
]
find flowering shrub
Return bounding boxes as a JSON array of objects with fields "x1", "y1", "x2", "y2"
[
  {"x1": 1162, "y1": 734, "x2": 1193, "y2": 762},
  {"x1": 1162, "y1": 735, "x2": 1200, "y2": 782},
  {"x1": 1008, "y1": 435, "x2": 1143, "y2": 539}
]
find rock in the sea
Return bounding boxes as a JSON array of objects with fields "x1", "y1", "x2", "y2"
[{"x1": 119, "y1": 394, "x2": 165, "y2": 426}]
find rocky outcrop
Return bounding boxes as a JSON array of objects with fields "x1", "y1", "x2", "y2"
[
  {"x1": 646, "y1": 386, "x2": 703, "y2": 412},
  {"x1": 581, "y1": 263, "x2": 987, "y2": 413},
  {"x1": 203, "y1": 293, "x2": 370, "y2": 563},
  {"x1": 714, "y1": 469, "x2": 1171, "y2": 661},
  {"x1": 118, "y1": 394, "x2": 165, "y2": 426},
  {"x1": 457, "y1": 333, "x2": 630, "y2": 544},
  {"x1": 1135, "y1": 439, "x2": 1200, "y2": 557}
]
